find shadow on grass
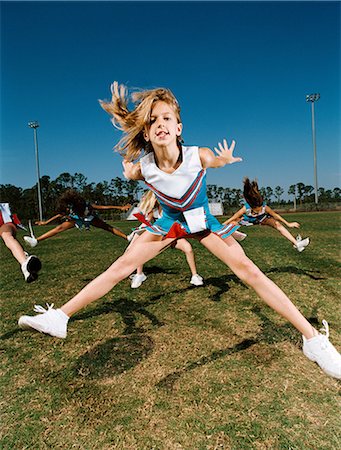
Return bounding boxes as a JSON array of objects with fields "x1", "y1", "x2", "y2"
[
  {"x1": 74, "y1": 334, "x2": 154, "y2": 379},
  {"x1": 266, "y1": 266, "x2": 326, "y2": 280},
  {"x1": 156, "y1": 306, "x2": 322, "y2": 392},
  {"x1": 203, "y1": 274, "x2": 246, "y2": 302},
  {"x1": 72, "y1": 298, "x2": 164, "y2": 334},
  {"x1": 157, "y1": 338, "x2": 258, "y2": 391}
]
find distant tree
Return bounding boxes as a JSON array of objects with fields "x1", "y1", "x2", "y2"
[
  {"x1": 73, "y1": 173, "x2": 88, "y2": 192},
  {"x1": 274, "y1": 186, "x2": 284, "y2": 204},
  {"x1": 303, "y1": 185, "x2": 314, "y2": 202},
  {"x1": 207, "y1": 184, "x2": 218, "y2": 201},
  {"x1": 125, "y1": 179, "x2": 143, "y2": 203},
  {"x1": 288, "y1": 184, "x2": 297, "y2": 209},
  {"x1": 296, "y1": 182, "x2": 306, "y2": 205},
  {"x1": 265, "y1": 186, "x2": 274, "y2": 203},
  {"x1": 333, "y1": 187, "x2": 341, "y2": 200},
  {"x1": 55, "y1": 172, "x2": 74, "y2": 190},
  {"x1": 0, "y1": 184, "x2": 22, "y2": 206}
]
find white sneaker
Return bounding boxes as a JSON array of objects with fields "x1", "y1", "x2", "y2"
[
  {"x1": 131, "y1": 273, "x2": 147, "y2": 288},
  {"x1": 24, "y1": 236, "x2": 38, "y2": 248},
  {"x1": 233, "y1": 231, "x2": 247, "y2": 242},
  {"x1": 18, "y1": 304, "x2": 69, "y2": 339},
  {"x1": 294, "y1": 237, "x2": 310, "y2": 252},
  {"x1": 302, "y1": 320, "x2": 341, "y2": 379},
  {"x1": 190, "y1": 274, "x2": 204, "y2": 286},
  {"x1": 21, "y1": 255, "x2": 42, "y2": 283}
]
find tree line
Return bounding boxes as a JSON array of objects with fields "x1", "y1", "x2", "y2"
[{"x1": 0, "y1": 172, "x2": 340, "y2": 220}]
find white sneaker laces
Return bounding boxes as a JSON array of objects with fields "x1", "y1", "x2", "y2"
[
  {"x1": 319, "y1": 320, "x2": 330, "y2": 339},
  {"x1": 33, "y1": 303, "x2": 55, "y2": 314},
  {"x1": 317, "y1": 320, "x2": 340, "y2": 361}
]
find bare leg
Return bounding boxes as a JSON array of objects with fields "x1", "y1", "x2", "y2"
[
  {"x1": 0, "y1": 224, "x2": 26, "y2": 264},
  {"x1": 262, "y1": 218, "x2": 297, "y2": 245},
  {"x1": 199, "y1": 233, "x2": 317, "y2": 339},
  {"x1": 61, "y1": 232, "x2": 175, "y2": 317},
  {"x1": 125, "y1": 233, "x2": 144, "y2": 275},
  {"x1": 36, "y1": 221, "x2": 75, "y2": 242},
  {"x1": 174, "y1": 238, "x2": 198, "y2": 276},
  {"x1": 92, "y1": 217, "x2": 127, "y2": 240}
]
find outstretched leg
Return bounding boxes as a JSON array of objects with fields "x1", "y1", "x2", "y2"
[
  {"x1": 199, "y1": 232, "x2": 316, "y2": 339},
  {"x1": 1, "y1": 224, "x2": 26, "y2": 264},
  {"x1": 92, "y1": 217, "x2": 127, "y2": 240},
  {"x1": 1, "y1": 223, "x2": 41, "y2": 282},
  {"x1": 261, "y1": 218, "x2": 297, "y2": 245},
  {"x1": 61, "y1": 232, "x2": 174, "y2": 316},
  {"x1": 174, "y1": 238, "x2": 199, "y2": 276},
  {"x1": 36, "y1": 220, "x2": 75, "y2": 242}
]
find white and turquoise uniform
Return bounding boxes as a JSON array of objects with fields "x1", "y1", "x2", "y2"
[
  {"x1": 140, "y1": 146, "x2": 239, "y2": 239},
  {"x1": 240, "y1": 202, "x2": 270, "y2": 226}
]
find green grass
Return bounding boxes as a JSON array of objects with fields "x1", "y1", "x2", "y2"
[{"x1": 1, "y1": 212, "x2": 340, "y2": 449}]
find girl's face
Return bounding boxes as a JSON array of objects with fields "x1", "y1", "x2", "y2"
[
  {"x1": 144, "y1": 101, "x2": 182, "y2": 147},
  {"x1": 251, "y1": 205, "x2": 263, "y2": 213}
]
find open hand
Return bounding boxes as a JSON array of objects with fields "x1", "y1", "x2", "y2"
[
  {"x1": 214, "y1": 139, "x2": 242, "y2": 165},
  {"x1": 288, "y1": 222, "x2": 300, "y2": 228}
]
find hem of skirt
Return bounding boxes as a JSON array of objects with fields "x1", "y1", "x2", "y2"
[{"x1": 215, "y1": 223, "x2": 240, "y2": 239}]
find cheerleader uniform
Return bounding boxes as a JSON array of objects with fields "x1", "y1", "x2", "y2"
[
  {"x1": 239, "y1": 202, "x2": 271, "y2": 226},
  {"x1": 66, "y1": 203, "x2": 96, "y2": 230},
  {"x1": 140, "y1": 146, "x2": 239, "y2": 239},
  {"x1": 0, "y1": 203, "x2": 26, "y2": 230}
]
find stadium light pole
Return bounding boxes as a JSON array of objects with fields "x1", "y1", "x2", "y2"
[
  {"x1": 28, "y1": 121, "x2": 43, "y2": 221},
  {"x1": 306, "y1": 93, "x2": 320, "y2": 204}
]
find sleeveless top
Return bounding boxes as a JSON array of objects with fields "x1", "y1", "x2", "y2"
[
  {"x1": 139, "y1": 146, "x2": 238, "y2": 239},
  {"x1": 241, "y1": 201, "x2": 269, "y2": 225}
]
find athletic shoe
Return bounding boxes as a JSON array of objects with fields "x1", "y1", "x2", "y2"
[
  {"x1": 233, "y1": 231, "x2": 247, "y2": 242},
  {"x1": 190, "y1": 274, "x2": 204, "y2": 286},
  {"x1": 294, "y1": 237, "x2": 310, "y2": 252},
  {"x1": 303, "y1": 320, "x2": 341, "y2": 379},
  {"x1": 130, "y1": 273, "x2": 147, "y2": 288},
  {"x1": 296, "y1": 234, "x2": 302, "y2": 242},
  {"x1": 21, "y1": 255, "x2": 42, "y2": 283},
  {"x1": 18, "y1": 303, "x2": 69, "y2": 339},
  {"x1": 24, "y1": 236, "x2": 38, "y2": 248}
]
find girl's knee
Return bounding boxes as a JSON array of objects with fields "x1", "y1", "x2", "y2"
[
  {"x1": 108, "y1": 254, "x2": 134, "y2": 280},
  {"x1": 236, "y1": 257, "x2": 262, "y2": 284}
]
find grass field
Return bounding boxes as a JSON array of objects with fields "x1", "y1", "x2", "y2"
[{"x1": 1, "y1": 211, "x2": 340, "y2": 449}]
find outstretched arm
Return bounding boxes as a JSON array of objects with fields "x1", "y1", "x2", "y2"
[
  {"x1": 92, "y1": 204, "x2": 132, "y2": 211},
  {"x1": 265, "y1": 206, "x2": 300, "y2": 228},
  {"x1": 35, "y1": 214, "x2": 63, "y2": 226},
  {"x1": 199, "y1": 139, "x2": 242, "y2": 169},
  {"x1": 122, "y1": 160, "x2": 144, "y2": 181},
  {"x1": 223, "y1": 207, "x2": 246, "y2": 225}
]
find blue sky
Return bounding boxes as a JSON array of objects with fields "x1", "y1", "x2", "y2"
[{"x1": 1, "y1": 1, "x2": 340, "y2": 196}]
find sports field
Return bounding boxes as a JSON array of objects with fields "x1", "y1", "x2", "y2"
[{"x1": 1, "y1": 211, "x2": 340, "y2": 449}]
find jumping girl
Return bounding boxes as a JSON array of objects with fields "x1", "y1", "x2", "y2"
[
  {"x1": 224, "y1": 178, "x2": 310, "y2": 252},
  {"x1": 23, "y1": 189, "x2": 130, "y2": 247},
  {"x1": 128, "y1": 190, "x2": 204, "y2": 288},
  {"x1": 0, "y1": 202, "x2": 41, "y2": 282},
  {"x1": 18, "y1": 82, "x2": 341, "y2": 379}
]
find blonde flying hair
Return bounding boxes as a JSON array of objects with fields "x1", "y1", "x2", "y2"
[
  {"x1": 138, "y1": 190, "x2": 159, "y2": 215},
  {"x1": 99, "y1": 81, "x2": 183, "y2": 161}
]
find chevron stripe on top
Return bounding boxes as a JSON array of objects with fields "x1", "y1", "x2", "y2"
[{"x1": 145, "y1": 169, "x2": 205, "y2": 211}]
